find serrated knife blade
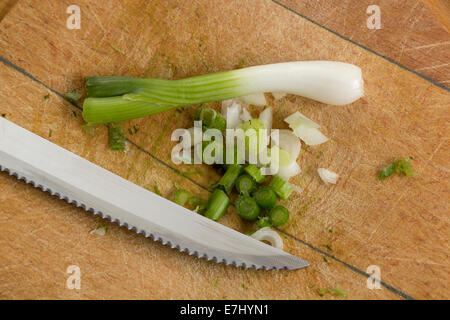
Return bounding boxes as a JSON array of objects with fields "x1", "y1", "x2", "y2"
[{"x1": 0, "y1": 117, "x2": 308, "y2": 270}]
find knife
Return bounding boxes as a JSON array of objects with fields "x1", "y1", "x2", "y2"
[{"x1": 0, "y1": 117, "x2": 308, "y2": 270}]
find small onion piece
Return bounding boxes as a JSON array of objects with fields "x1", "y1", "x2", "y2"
[
  {"x1": 240, "y1": 106, "x2": 252, "y2": 122},
  {"x1": 221, "y1": 99, "x2": 243, "y2": 129},
  {"x1": 285, "y1": 111, "x2": 321, "y2": 129},
  {"x1": 284, "y1": 111, "x2": 328, "y2": 146},
  {"x1": 90, "y1": 226, "x2": 107, "y2": 236},
  {"x1": 240, "y1": 93, "x2": 267, "y2": 106},
  {"x1": 273, "y1": 129, "x2": 301, "y2": 160},
  {"x1": 259, "y1": 107, "x2": 273, "y2": 131},
  {"x1": 317, "y1": 168, "x2": 339, "y2": 184},
  {"x1": 272, "y1": 92, "x2": 287, "y2": 100},
  {"x1": 277, "y1": 159, "x2": 301, "y2": 181},
  {"x1": 251, "y1": 227, "x2": 283, "y2": 250},
  {"x1": 270, "y1": 146, "x2": 301, "y2": 180}
]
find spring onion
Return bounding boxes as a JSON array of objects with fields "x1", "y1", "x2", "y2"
[
  {"x1": 188, "y1": 196, "x2": 207, "y2": 207},
  {"x1": 244, "y1": 164, "x2": 265, "y2": 184},
  {"x1": 250, "y1": 227, "x2": 283, "y2": 250},
  {"x1": 173, "y1": 189, "x2": 190, "y2": 206},
  {"x1": 211, "y1": 164, "x2": 243, "y2": 194},
  {"x1": 235, "y1": 174, "x2": 256, "y2": 195},
  {"x1": 285, "y1": 111, "x2": 328, "y2": 146},
  {"x1": 269, "y1": 205, "x2": 289, "y2": 227},
  {"x1": 236, "y1": 195, "x2": 261, "y2": 221},
  {"x1": 269, "y1": 176, "x2": 293, "y2": 200},
  {"x1": 108, "y1": 123, "x2": 126, "y2": 151},
  {"x1": 82, "y1": 61, "x2": 363, "y2": 124},
  {"x1": 204, "y1": 189, "x2": 230, "y2": 221},
  {"x1": 256, "y1": 217, "x2": 272, "y2": 228},
  {"x1": 317, "y1": 168, "x2": 339, "y2": 184},
  {"x1": 252, "y1": 186, "x2": 277, "y2": 209}
]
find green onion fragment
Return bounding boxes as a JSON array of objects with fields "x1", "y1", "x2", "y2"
[
  {"x1": 269, "y1": 176, "x2": 293, "y2": 200},
  {"x1": 236, "y1": 195, "x2": 260, "y2": 221},
  {"x1": 108, "y1": 123, "x2": 126, "y2": 151},
  {"x1": 66, "y1": 89, "x2": 82, "y2": 102},
  {"x1": 244, "y1": 164, "x2": 265, "y2": 184},
  {"x1": 108, "y1": 123, "x2": 125, "y2": 150},
  {"x1": 235, "y1": 174, "x2": 256, "y2": 195},
  {"x1": 318, "y1": 288, "x2": 347, "y2": 298},
  {"x1": 252, "y1": 186, "x2": 277, "y2": 209},
  {"x1": 378, "y1": 157, "x2": 414, "y2": 180},
  {"x1": 269, "y1": 205, "x2": 289, "y2": 227},
  {"x1": 204, "y1": 189, "x2": 230, "y2": 221},
  {"x1": 211, "y1": 164, "x2": 243, "y2": 194},
  {"x1": 173, "y1": 189, "x2": 190, "y2": 206}
]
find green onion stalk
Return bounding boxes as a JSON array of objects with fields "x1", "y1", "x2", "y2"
[{"x1": 82, "y1": 61, "x2": 364, "y2": 125}]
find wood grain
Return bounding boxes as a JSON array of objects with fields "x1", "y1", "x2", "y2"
[
  {"x1": 276, "y1": 0, "x2": 450, "y2": 86},
  {"x1": 0, "y1": 0, "x2": 17, "y2": 21},
  {"x1": 0, "y1": 0, "x2": 449, "y2": 299}
]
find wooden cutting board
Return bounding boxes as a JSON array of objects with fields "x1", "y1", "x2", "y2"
[{"x1": 0, "y1": 0, "x2": 448, "y2": 300}]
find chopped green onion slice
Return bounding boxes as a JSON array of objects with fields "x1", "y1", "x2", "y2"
[
  {"x1": 204, "y1": 189, "x2": 230, "y2": 221},
  {"x1": 269, "y1": 205, "x2": 289, "y2": 227},
  {"x1": 211, "y1": 164, "x2": 243, "y2": 194},
  {"x1": 235, "y1": 174, "x2": 256, "y2": 195},
  {"x1": 193, "y1": 105, "x2": 227, "y2": 132},
  {"x1": 252, "y1": 186, "x2": 277, "y2": 209},
  {"x1": 269, "y1": 176, "x2": 293, "y2": 200},
  {"x1": 173, "y1": 189, "x2": 190, "y2": 206},
  {"x1": 108, "y1": 123, "x2": 125, "y2": 151},
  {"x1": 188, "y1": 196, "x2": 207, "y2": 207},
  {"x1": 236, "y1": 195, "x2": 260, "y2": 221},
  {"x1": 244, "y1": 164, "x2": 265, "y2": 184}
]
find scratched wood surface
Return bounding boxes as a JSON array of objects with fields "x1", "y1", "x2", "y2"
[
  {"x1": 277, "y1": 0, "x2": 450, "y2": 87},
  {"x1": 0, "y1": 0, "x2": 448, "y2": 300}
]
